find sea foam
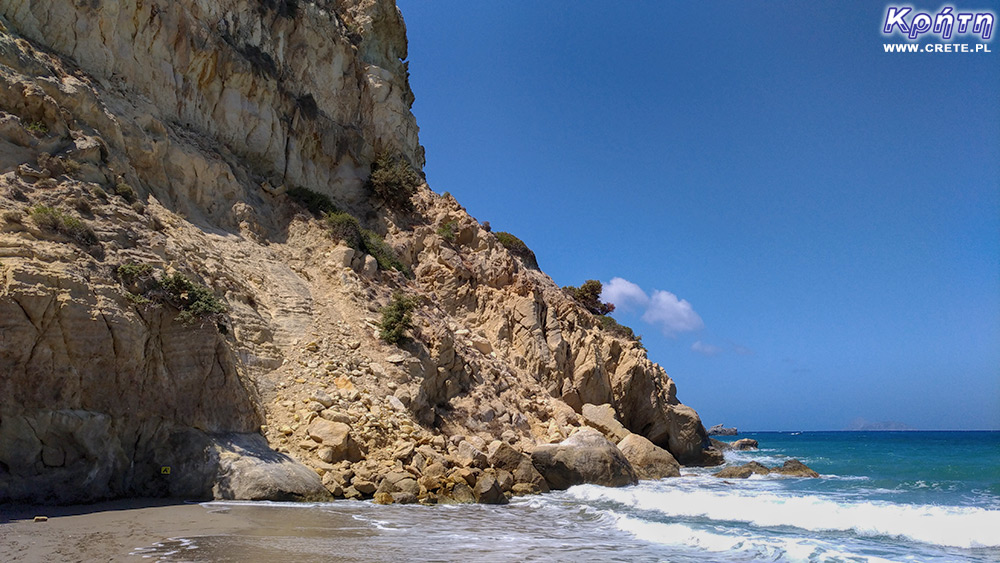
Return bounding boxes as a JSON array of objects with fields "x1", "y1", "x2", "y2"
[{"x1": 569, "y1": 483, "x2": 1000, "y2": 549}]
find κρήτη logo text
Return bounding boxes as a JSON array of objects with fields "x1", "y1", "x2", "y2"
[{"x1": 883, "y1": 6, "x2": 994, "y2": 41}]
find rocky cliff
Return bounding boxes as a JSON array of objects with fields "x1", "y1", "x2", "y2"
[{"x1": 0, "y1": 0, "x2": 720, "y2": 505}]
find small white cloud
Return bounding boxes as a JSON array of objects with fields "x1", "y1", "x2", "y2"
[
  {"x1": 601, "y1": 277, "x2": 649, "y2": 311},
  {"x1": 642, "y1": 290, "x2": 704, "y2": 334},
  {"x1": 601, "y1": 277, "x2": 704, "y2": 336},
  {"x1": 692, "y1": 341, "x2": 722, "y2": 356}
]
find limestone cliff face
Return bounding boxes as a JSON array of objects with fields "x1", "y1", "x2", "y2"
[{"x1": 0, "y1": 0, "x2": 718, "y2": 505}]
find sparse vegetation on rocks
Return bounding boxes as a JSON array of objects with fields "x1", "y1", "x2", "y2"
[
  {"x1": 495, "y1": 231, "x2": 539, "y2": 270},
  {"x1": 288, "y1": 186, "x2": 337, "y2": 216},
  {"x1": 115, "y1": 181, "x2": 137, "y2": 203},
  {"x1": 324, "y1": 210, "x2": 363, "y2": 248},
  {"x1": 25, "y1": 120, "x2": 47, "y2": 136},
  {"x1": 116, "y1": 264, "x2": 227, "y2": 325},
  {"x1": 368, "y1": 152, "x2": 421, "y2": 211},
  {"x1": 437, "y1": 220, "x2": 458, "y2": 242},
  {"x1": 564, "y1": 280, "x2": 614, "y2": 315},
  {"x1": 379, "y1": 292, "x2": 417, "y2": 344},
  {"x1": 362, "y1": 229, "x2": 410, "y2": 276},
  {"x1": 596, "y1": 314, "x2": 642, "y2": 344},
  {"x1": 29, "y1": 205, "x2": 98, "y2": 246},
  {"x1": 323, "y1": 211, "x2": 409, "y2": 275}
]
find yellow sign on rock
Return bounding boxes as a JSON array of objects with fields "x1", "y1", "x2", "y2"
[{"x1": 160, "y1": 466, "x2": 171, "y2": 475}]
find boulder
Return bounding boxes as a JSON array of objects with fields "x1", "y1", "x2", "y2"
[
  {"x1": 708, "y1": 424, "x2": 738, "y2": 436},
  {"x1": 530, "y1": 428, "x2": 638, "y2": 490},
  {"x1": 616, "y1": 433, "x2": 680, "y2": 480},
  {"x1": 713, "y1": 459, "x2": 818, "y2": 479},
  {"x1": 307, "y1": 419, "x2": 362, "y2": 463},
  {"x1": 666, "y1": 405, "x2": 722, "y2": 466},
  {"x1": 456, "y1": 440, "x2": 488, "y2": 469},
  {"x1": 732, "y1": 438, "x2": 758, "y2": 451},
  {"x1": 709, "y1": 438, "x2": 732, "y2": 451},
  {"x1": 713, "y1": 461, "x2": 770, "y2": 479},
  {"x1": 581, "y1": 403, "x2": 630, "y2": 443},
  {"x1": 449, "y1": 482, "x2": 476, "y2": 504},
  {"x1": 472, "y1": 472, "x2": 508, "y2": 504},
  {"x1": 210, "y1": 434, "x2": 332, "y2": 502},
  {"x1": 772, "y1": 459, "x2": 819, "y2": 478}
]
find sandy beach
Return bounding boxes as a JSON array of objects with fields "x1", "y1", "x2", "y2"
[{"x1": 0, "y1": 500, "x2": 249, "y2": 562}]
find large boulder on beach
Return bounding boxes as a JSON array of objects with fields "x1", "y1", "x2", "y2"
[
  {"x1": 616, "y1": 433, "x2": 680, "y2": 479},
  {"x1": 530, "y1": 427, "x2": 638, "y2": 490},
  {"x1": 209, "y1": 434, "x2": 332, "y2": 501},
  {"x1": 667, "y1": 405, "x2": 724, "y2": 466},
  {"x1": 487, "y1": 442, "x2": 550, "y2": 494}
]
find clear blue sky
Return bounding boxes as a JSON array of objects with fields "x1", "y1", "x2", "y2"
[{"x1": 395, "y1": 1, "x2": 1000, "y2": 430}]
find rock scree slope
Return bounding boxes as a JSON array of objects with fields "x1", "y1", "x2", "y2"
[{"x1": 0, "y1": 0, "x2": 721, "y2": 505}]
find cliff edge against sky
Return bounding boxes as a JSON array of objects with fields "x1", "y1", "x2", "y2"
[{"x1": 0, "y1": 0, "x2": 720, "y2": 504}]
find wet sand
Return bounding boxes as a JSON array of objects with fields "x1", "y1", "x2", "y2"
[{"x1": 0, "y1": 499, "x2": 248, "y2": 562}]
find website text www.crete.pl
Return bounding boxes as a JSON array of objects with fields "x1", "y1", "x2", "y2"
[{"x1": 883, "y1": 43, "x2": 992, "y2": 53}]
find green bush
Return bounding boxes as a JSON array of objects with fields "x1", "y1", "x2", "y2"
[
  {"x1": 321, "y1": 210, "x2": 410, "y2": 276},
  {"x1": 324, "y1": 211, "x2": 362, "y2": 248},
  {"x1": 287, "y1": 186, "x2": 337, "y2": 216},
  {"x1": 29, "y1": 205, "x2": 98, "y2": 246},
  {"x1": 368, "y1": 152, "x2": 420, "y2": 211},
  {"x1": 379, "y1": 292, "x2": 417, "y2": 344},
  {"x1": 115, "y1": 266, "x2": 226, "y2": 325},
  {"x1": 436, "y1": 220, "x2": 458, "y2": 242},
  {"x1": 361, "y1": 229, "x2": 410, "y2": 276},
  {"x1": 117, "y1": 262, "x2": 153, "y2": 282},
  {"x1": 115, "y1": 181, "x2": 137, "y2": 203},
  {"x1": 495, "y1": 231, "x2": 539, "y2": 270},
  {"x1": 564, "y1": 280, "x2": 615, "y2": 315},
  {"x1": 25, "y1": 121, "x2": 47, "y2": 136},
  {"x1": 596, "y1": 314, "x2": 642, "y2": 344},
  {"x1": 152, "y1": 272, "x2": 227, "y2": 324}
]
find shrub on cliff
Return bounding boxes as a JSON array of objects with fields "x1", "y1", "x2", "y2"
[
  {"x1": 324, "y1": 211, "x2": 363, "y2": 248},
  {"x1": 437, "y1": 220, "x2": 458, "y2": 242},
  {"x1": 29, "y1": 205, "x2": 98, "y2": 246},
  {"x1": 288, "y1": 186, "x2": 338, "y2": 216},
  {"x1": 564, "y1": 280, "x2": 615, "y2": 315},
  {"x1": 495, "y1": 231, "x2": 539, "y2": 270},
  {"x1": 379, "y1": 293, "x2": 418, "y2": 344},
  {"x1": 368, "y1": 152, "x2": 421, "y2": 211},
  {"x1": 116, "y1": 265, "x2": 227, "y2": 325},
  {"x1": 596, "y1": 315, "x2": 642, "y2": 344},
  {"x1": 151, "y1": 273, "x2": 227, "y2": 325},
  {"x1": 361, "y1": 229, "x2": 411, "y2": 277}
]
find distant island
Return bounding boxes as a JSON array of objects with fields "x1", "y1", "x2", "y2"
[{"x1": 846, "y1": 418, "x2": 916, "y2": 431}]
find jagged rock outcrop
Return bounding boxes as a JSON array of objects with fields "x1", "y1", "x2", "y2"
[
  {"x1": 0, "y1": 0, "x2": 719, "y2": 505},
  {"x1": 708, "y1": 423, "x2": 738, "y2": 436}
]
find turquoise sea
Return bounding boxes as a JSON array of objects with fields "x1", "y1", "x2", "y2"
[{"x1": 135, "y1": 431, "x2": 1000, "y2": 562}]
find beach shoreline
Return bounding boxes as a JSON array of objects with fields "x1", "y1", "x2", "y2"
[{"x1": 0, "y1": 499, "x2": 247, "y2": 562}]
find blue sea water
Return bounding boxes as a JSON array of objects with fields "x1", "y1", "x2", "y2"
[{"x1": 134, "y1": 431, "x2": 1000, "y2": 562}]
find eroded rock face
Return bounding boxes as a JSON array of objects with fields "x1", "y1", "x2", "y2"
[
  {"x1": 530, "y1": 428, "x2": 638, "y2": 490},
  {"x1": 0, "y1": 0, "x2": 720, "y2": 505}
]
